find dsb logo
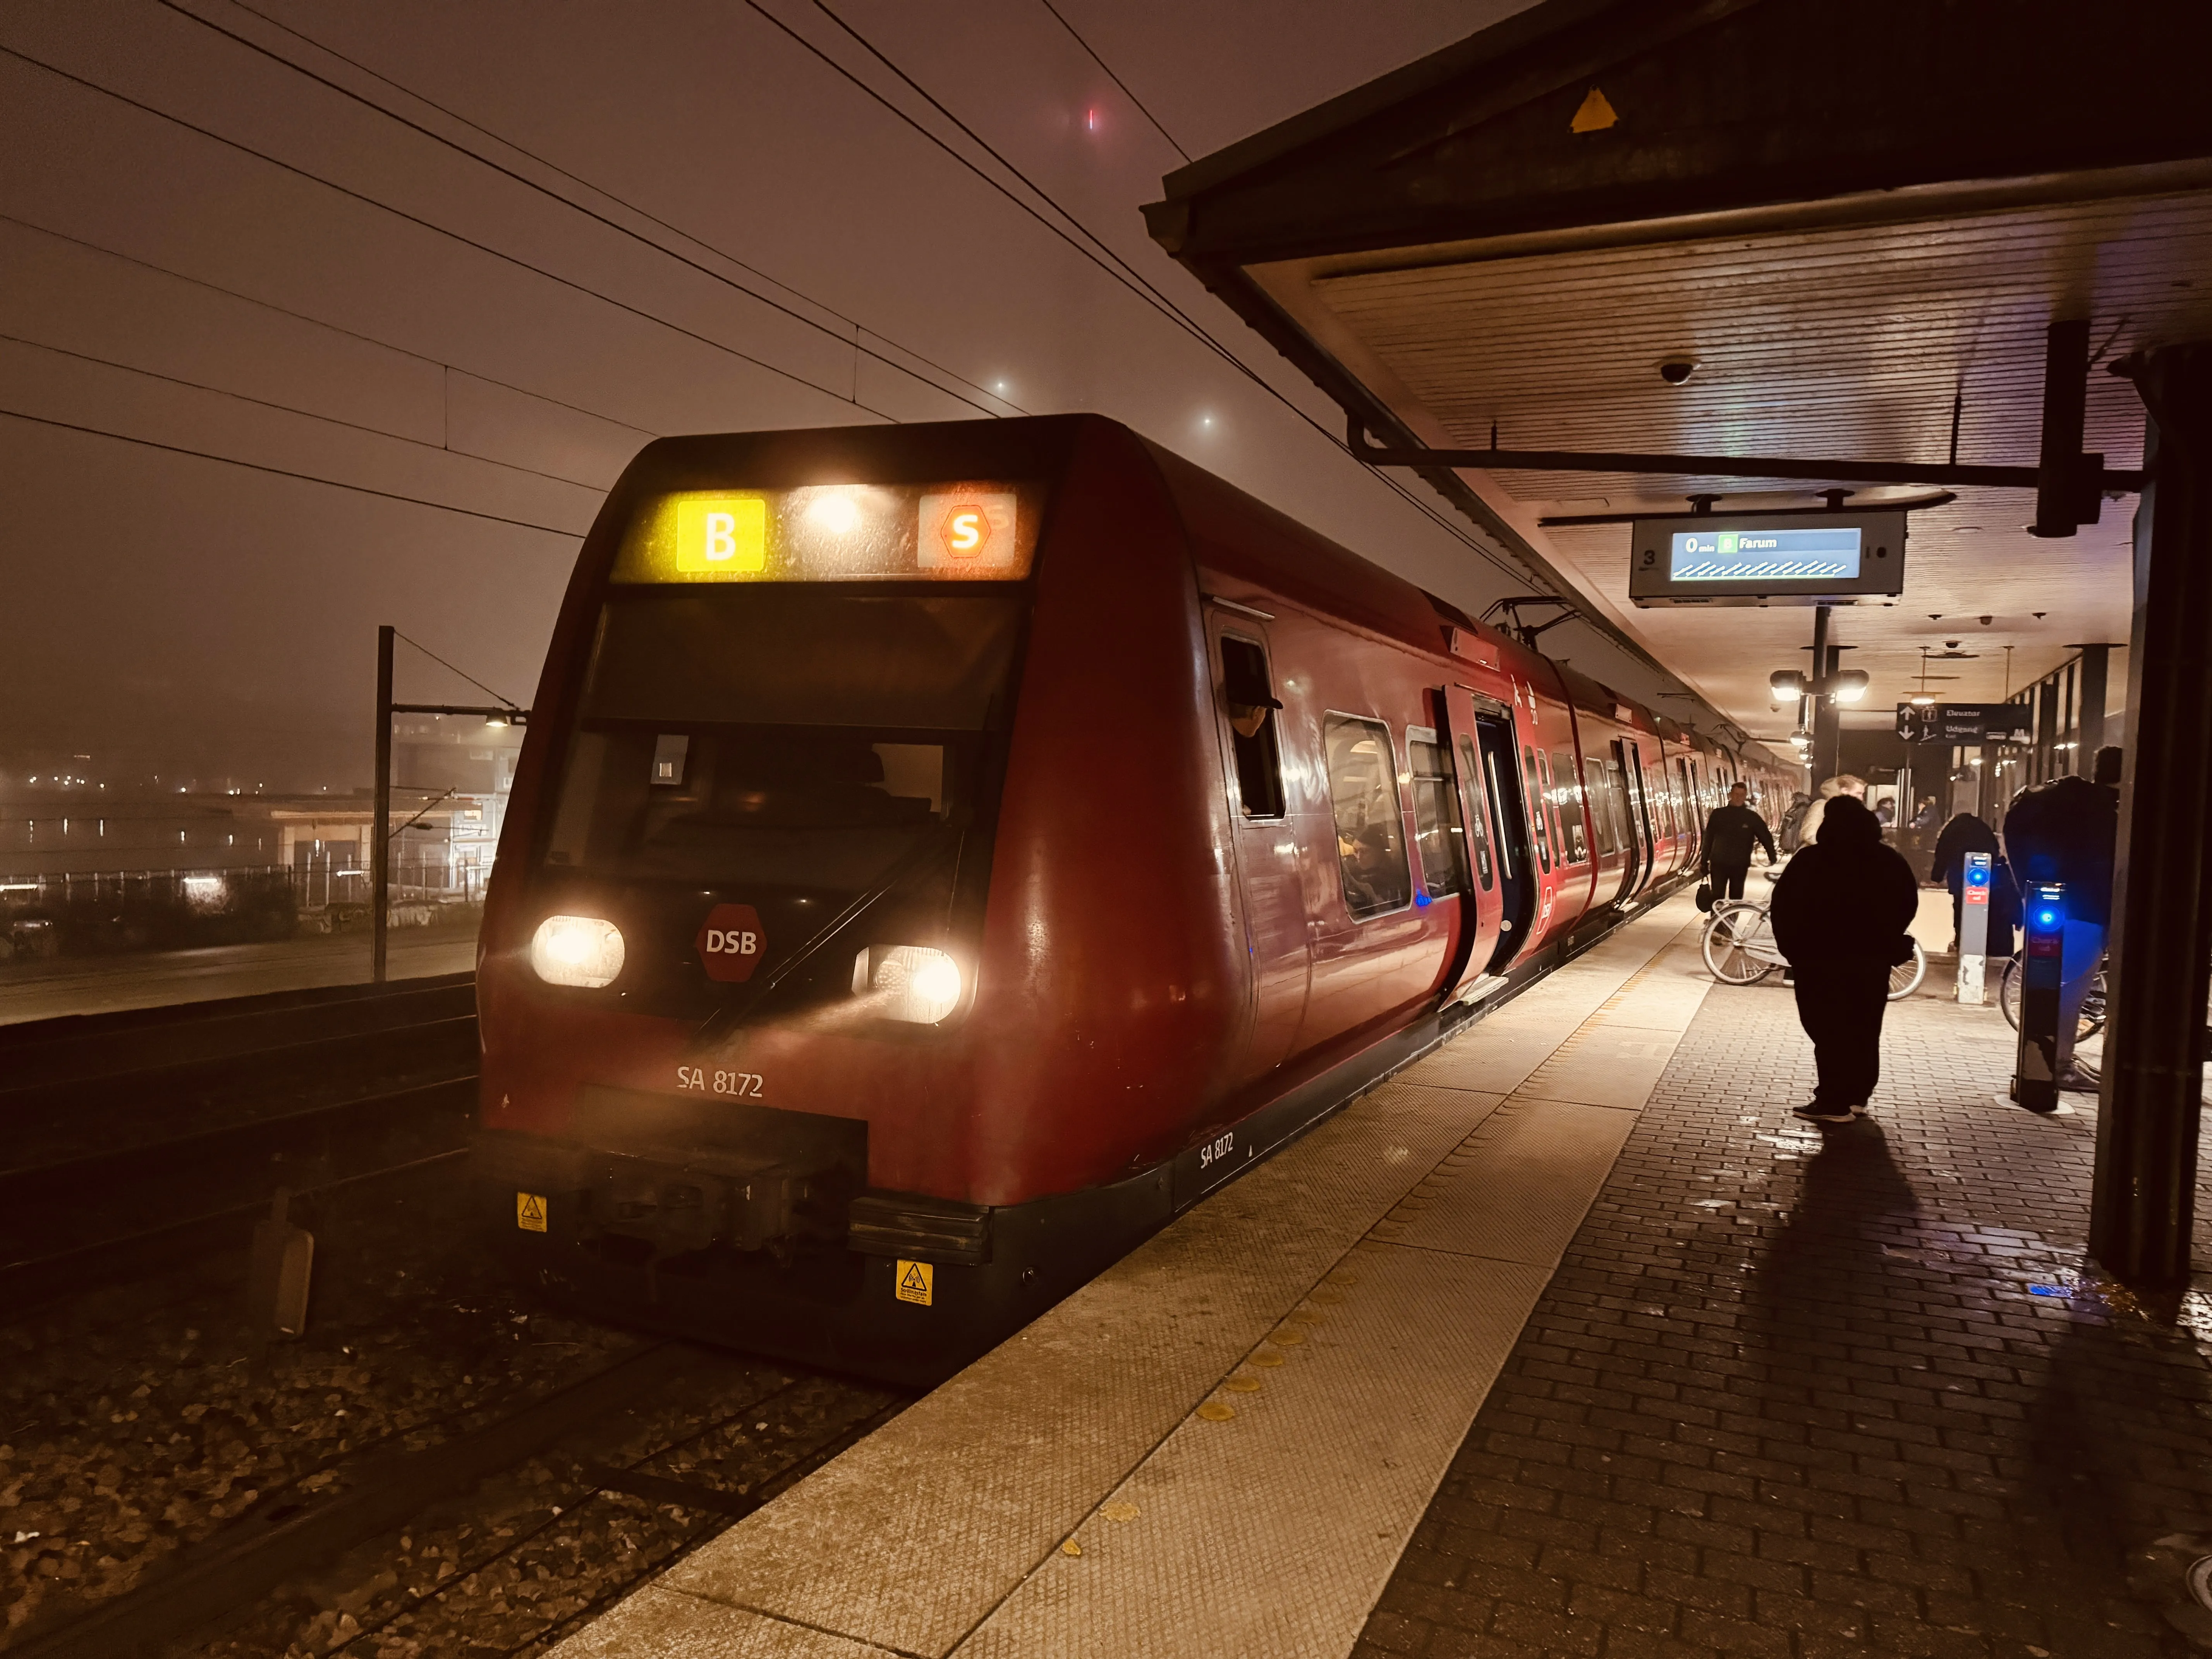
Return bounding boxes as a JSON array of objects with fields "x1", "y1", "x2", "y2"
[{"x1": 694, "y1": 903, "x2": 766, "y2": 983}]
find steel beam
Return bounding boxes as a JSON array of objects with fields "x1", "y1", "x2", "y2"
[
  {"x1": 2091, "y1": 343, "x2": 2212, "y2": 1294},
  {"x1": 1346, "y1": 418, "x2": 2145, "y2": 494}
]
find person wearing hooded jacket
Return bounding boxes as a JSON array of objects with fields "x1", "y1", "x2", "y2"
[{"x1": 1769, "y1": 795, "x2": 1921, "y2": 1123}]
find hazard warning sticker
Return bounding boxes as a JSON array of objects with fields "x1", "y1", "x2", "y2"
[
  {"x1": 516, "y1": 1192, "x2": 548, "y2": 1233},
  {"x1": 895, "y1": 1259, "x2": 933, "y2": 1306}
]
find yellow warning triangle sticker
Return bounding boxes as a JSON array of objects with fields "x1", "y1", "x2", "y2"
[
  {"x1": 900, "y1": 1262, "x2": 928, "y2": 1293},
  {"x1": 515, "y1": 1192, "x2": 547, "y2": 1231},
  {"x1": 1570, "y1": 87, "x2": 1619, "y2": 134}
]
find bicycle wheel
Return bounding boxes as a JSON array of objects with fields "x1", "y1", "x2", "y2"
[
  {"x1": 1702, "y1": 902, "x2": 1777, "y2": 985},
  {"x1": 2077, "y1": 969, "x2": 2109, "y2": 1041},
  {"x1": 1998, "y1": 957, "x2": 2109, "y2": 1042},
  {"x1": 1887, "y1": 940, "x2": 1927, "y2": 1001}
]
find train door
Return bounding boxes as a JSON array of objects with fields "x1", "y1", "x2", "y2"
[
  {"x1": 1603, "y1": 740, "x2": 1642, "y2": 901},
  {"x1": 1462, "y1": 697, "x2": 1537, "y2": 973},
  {"x1": 1677, "y1": 756, "x2": 1702, "y2": 859},
  {"x1": 1619, "y1": 739, "x2": 1660, "y2": 896},
  {"x1": 1208, "y1": 619, "x2": 1309, "y2": 1075},
  {"x1": 1433, "y1": 687, "x2": 1508, "y2": 992}
]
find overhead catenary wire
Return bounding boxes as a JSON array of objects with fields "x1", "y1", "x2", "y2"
[
  {"x1": 155, "y1": 0, "x2": 1021, "y2": 419},
  {"x1": 0, "y1": 407, "x2": 585, "y2": 538},
  {"x1": 752, "y1": 0, "x2": 1542, "y2": 592},
  {"x1": 0, "y1": 43, "x2": 910, "y2": 423},
  {"x1": 0, "y1": 211, "x2": 662, "y2": 445},
  {"x1": 1034, "y1": 0, "x2": 1192, "y2": 164},
  {"x1": 1, "y1": 331, "x2": 608, "y2": 495},
  {"x1": 391, "y1": 629, "x2": 524, "y2": 713}
]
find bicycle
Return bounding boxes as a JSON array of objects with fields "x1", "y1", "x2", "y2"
[
  {"x1": 1700, "y1": 898, "x2": 1926, "y2": 1000},
  {"x1": 1997, "y1": 954, "x2": 2109, "y2": 1042}
]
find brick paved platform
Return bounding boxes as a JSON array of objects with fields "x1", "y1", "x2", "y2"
[{"x1": 1356, "y1": 976, "x2": 2212, "y2": 1659}]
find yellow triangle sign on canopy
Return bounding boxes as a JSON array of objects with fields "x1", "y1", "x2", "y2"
[{"x1": 1571, "y1": 87, "x2": 1620, "y2": 134}]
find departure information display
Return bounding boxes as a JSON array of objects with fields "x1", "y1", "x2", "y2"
[
  {"x1": 1668, "y1": 525, "x2": 1860, "y2": 583},
  {"x1": 1628, "y1": 509, "x2": 1906, "y2": 605}
]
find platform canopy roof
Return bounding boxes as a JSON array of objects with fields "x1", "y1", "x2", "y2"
[{"x1": 1146, "y1": 0, "x2": 2212, "y2": 760}]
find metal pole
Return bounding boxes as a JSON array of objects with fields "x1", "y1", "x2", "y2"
[
  {"x1": 1808, "y1": 605, "x2": 1840, "y2": 781},
  {"x1": 2091, "y1": 342, "x2": 2212, "y2": 1293},
  {"x1": 373, "y1": 624, "x2": 393, "y2": 985},
  {"x1": 2077, "y1": 644, "x2": 2110, "y2": 759}
]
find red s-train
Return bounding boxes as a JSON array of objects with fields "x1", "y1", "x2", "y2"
[{"x1": 475, "y1": 415, "x2": 1790, "y2": 1384}]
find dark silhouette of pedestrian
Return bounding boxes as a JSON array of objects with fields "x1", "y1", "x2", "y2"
[
  {"x1": 1769, "y1": 796, "x2": 1920, "y2": 1123},
  {"x1": 1929, "y1": 810, "x2": 2020, "y2": 957},
  {"x1": 1700, "y1": 781, "x2": 1778, "y2": 902},
  {"x1": 2003, "y1": 771, "x2": 2118, "y2": 1089}
]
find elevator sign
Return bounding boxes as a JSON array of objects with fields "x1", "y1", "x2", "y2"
[{"x1": 1628, "y1": 510, "x2": 1906, "y2": 605}]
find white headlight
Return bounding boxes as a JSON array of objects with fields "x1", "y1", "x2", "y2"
[
  {"x1": 531, "y1": 915, "x2": 625, "y2": 988},
  {"x1": 851, "y1": 945, "x2": 963, "y2": 1024}
]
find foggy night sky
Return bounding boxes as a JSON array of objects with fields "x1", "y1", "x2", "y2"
[{"x1": 0, "y1": 0, "x2": 1564, "y2": 792}]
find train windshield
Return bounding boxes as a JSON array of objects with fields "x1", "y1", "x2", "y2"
[{"x1": 543, "y1": 587, "x2": 1022, "y2": 890}]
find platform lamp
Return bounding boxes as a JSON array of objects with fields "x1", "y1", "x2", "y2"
[{"x1": 2011, "y1": 883, "x2": 2066, "y2": 1113}]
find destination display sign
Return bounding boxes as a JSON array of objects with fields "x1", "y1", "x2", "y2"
[
  {"x1": 1895, "y1": 702, "x2": 2035, "y2": 743},
  {"x1": 1628, "y1": 510, "x2": 1906, "y2": 605},
  {"x1": 613, "y1": 482, "x2": 1040, "y2": 584}
]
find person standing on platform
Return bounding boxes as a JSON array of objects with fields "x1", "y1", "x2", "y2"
[
  {"x1": 1700, "y1": 781, "x2": 1778, "y2": 902},
  {"x1": 1795, "y1": 773, "x2": 1866, "y2": 852},
  {"x1": 1769, "y1": 795, "x2": 1921, "y2": 1123},
  {"x1": 2001, "y1": 769, "x2": 2118, "y2": 1089},
  {"x1": 1930, "y1": 809, "x2": 2020, "y2": 957}
]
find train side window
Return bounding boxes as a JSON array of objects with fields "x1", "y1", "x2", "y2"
[
  {"x1": 1323, "y1": 715, "x2": 1413, "y2": 919},
  {"x1": 1218, "y1": 636, "x2": 1285, "y2": 820},
  {"x1": 1457, "y1": 735, "x2": 1494, "y2": 889},
  {"x1": 1522, "y1": 745, "x2": 1552, "y2": 872},
  {"x1": 1547, "y1": 749, "x2": 1587, "y2": 864},
  {"x1": 1581, "y1": 758, "x2": 1616, "y2": 857},
  {"x1": 1406, "y1": 730, "x2": 1467, "y2": 899}
]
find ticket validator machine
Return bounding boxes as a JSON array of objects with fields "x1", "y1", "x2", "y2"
[
  {"x1": 2011, "y1": 883, "x2": 2066, "y2": 1113},
  {"x1": 1956, "y1": 852, "x2": 1992, "y2": 1004}
]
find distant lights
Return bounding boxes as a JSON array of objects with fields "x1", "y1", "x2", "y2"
[{"x1": 1910, "y1": 695, "x2": 1936, "y2": 706}]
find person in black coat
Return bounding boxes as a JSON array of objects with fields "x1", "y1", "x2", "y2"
[
  {"x1": 2002, "y1": 773, "x2": 2118, "y2": 1087},
  {"x1": 1928, "y1": 811, "x2": 2020, "y2": 957},
  {"x1": 1769, "y1": 795, "x2": 1921, "y2": 1123},
  {"x1": 1700, "y1": 782, "x2": 1779, "y2": 901}
]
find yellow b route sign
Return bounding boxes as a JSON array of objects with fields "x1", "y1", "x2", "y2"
[{"x1": 895, "y1": 1259, "x2": 933, "y2": 1306}]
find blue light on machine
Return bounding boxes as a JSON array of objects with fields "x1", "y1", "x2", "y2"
[
  {"x1": 2036, "y1": 907, "x2": 2060, "y2": 930},
  {"x1": 1967, "y1": 867, "x2": 1989, "y2": 887}
]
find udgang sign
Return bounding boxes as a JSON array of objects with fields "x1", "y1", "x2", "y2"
[{"x1": 1895, "y1": 703, "x2": 2036, "y2": 743}]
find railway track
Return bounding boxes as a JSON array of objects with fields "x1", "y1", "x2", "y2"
[
  {"x1": 0, "y1": 972, "x2": 910, "y2": 1657},
  {"x1": 9, "y1": 1328, "x2": 905, "y2": 1658},
  {"x1": 0, "y1": 975, "x2": 479, "y2": 1316}
]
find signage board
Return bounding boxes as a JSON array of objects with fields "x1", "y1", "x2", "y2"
[
  {"x1": 1895, "y1": 702, "x2": 2035, "y2": 743},
  {"x1": 1628, "y1": 510, "x2": 1906, "y2": 605}
]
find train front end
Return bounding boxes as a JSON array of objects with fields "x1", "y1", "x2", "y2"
[{"x1": 472, "y1": 424, "x2": 1131, "y2": 1384}]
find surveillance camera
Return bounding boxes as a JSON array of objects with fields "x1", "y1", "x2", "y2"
[
  {"x1": 1978, "y1": 615, "x2": 1993, "y2": 625},
  {"x1": 1945, "y1": 640, "x2": 1960, "y2": 649},
  {"x1": 1658, "y1": 360, "x2": 1697, "y2": 386}
]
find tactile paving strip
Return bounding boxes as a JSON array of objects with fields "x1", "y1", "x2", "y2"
[
  {"x1": 551, "y1": 899, "x2": 1709, "y2": 1659},
  {"x1": 956, "y1": 1244, "x2": 1551, "y2": 1659}
]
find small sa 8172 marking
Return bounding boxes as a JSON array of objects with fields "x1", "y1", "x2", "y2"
[{"x1": 676, "y1": 1065, "x2": 764, "y2": 1098}]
